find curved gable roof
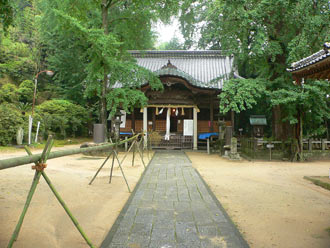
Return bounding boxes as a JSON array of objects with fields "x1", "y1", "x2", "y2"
[
  {"x1": 288, "y1": 42, "x2": 330, "y2": 73},
  {"x1": 129, "y1": 50, "x2": 237, "y2": 89}
]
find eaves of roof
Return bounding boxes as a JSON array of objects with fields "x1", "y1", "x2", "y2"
[{"x1": 287, "y1": 42, "x2": 330, "y2": 73}]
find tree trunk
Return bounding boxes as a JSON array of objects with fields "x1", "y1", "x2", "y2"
[
  {"x1": 272, "y1": 105, "x2": 282, "y2": 140},
  {"x1": 292, "y1": 108, "x2": 304, "y2": 161},
  {"x1": 300, "y1": 112, "x2": 303, "y2": 160},
  {"x1": 231, "y1": 110, "x2": 234, "y2": 135},
  {"x1": 282, "y1": 121, "x2": 292, "y2": 140},
  {"x1": 101, "y1": 0, "x2": 109, "y2": 138}
]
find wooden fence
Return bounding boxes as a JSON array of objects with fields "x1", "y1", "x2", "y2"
[{"x1": 240, "y1": 138, "x2": 330, "y2": 160}]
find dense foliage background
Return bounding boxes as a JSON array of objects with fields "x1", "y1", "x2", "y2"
[
  {"x1": 0, "y1": 0, "x2": 329, "y2": 150},
  {"x1": 0, "y1": 0, "x2": 178, "y2": 145},
  {"x1": 179, "y1": 0, "x2": 329, "y2": 140}
]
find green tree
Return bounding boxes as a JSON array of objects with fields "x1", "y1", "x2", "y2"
[
  {"x1": 0, "y1": 83, "x2": 18, "y2": 103},
  {"x1": 0, "y1": 31, "x2": 36, "y2": 83},
  {"x1": 219, "y1": 78, "x2": 266, "y2": 114},
  {"x1": 0, "y1": 103, "x2": 24, "y2": 145},
  {"x1": 0, "y1": 0, "x2": 41, "y2": 85},
  {"x1": 157, "y1": 37, "x2": 184, "y2": 50},
  {"x1": 17, "y1": 79, "x2": 34, "y2": 103},
  {"x1": 39, "y1": 0, "x2": 178, "y2": 136},
  {"x1": 36, "y1": 99, "x2": 89, "y2": 138},
  {"x1": 180, "y1": 0, "x2": 330, "y2": 140},
  {"x1": 0, "y1": 0, "x2": 13, "y2": 30},
  {"x1": 219, "y1": 78, "x2": 267, "y2": 132},
  {"x1": 271, "y1": 80, "x2": 330, "y2": 160}
]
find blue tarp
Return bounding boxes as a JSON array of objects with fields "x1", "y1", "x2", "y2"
[
  {"x1": 198, "y1": 132, "x2": 219, "y2": 140},
  {"x1": 120, "y1": 132, "x2": 132, "y2": 135}
]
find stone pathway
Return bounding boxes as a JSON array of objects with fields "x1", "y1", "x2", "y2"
[{"x1": 101, "y1": 151, "x2": 249, "y2": 248}]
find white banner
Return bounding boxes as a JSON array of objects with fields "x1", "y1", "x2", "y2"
[
  {"x1": 165, "y1": 108, "x2": 171, "y2": 140},
  {"x1": 120, "y1": 110, "x2": 126, "y2": 128},
  {"x1": 183, "y1": 119, "x2": 193, "y2": 136}
]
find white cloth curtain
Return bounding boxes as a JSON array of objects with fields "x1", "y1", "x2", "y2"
[{"x1": 165, "y1": 108, "x2": 171, "y2": 140}]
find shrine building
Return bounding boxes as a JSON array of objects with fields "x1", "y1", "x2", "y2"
[
  {"x1": 120, "y1": 50, "x2": 240, "y2": 149},
  {"x1": 288, "y1": 42, "x2": 330, "y2": 82}
]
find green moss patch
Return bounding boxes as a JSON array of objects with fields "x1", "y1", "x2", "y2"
[
  {"x1": 326, "y1": 227, "x2": 330, "y2": 237},
  {"x1": 304, "y1": 176, "x2": 330, "y2": 191}
]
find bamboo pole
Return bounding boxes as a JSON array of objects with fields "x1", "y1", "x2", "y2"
[
  {"x1": 89, "y1": 153, "x2": 112, "y2": 185},
  {"x1": 132, "y1": 143, "x2": 136, "y2": 167},
  {"x1": 7, "y1": 171, "x2": 41, "y2": 248},
  {"x1": 146, "y1": 135, "x2": 150, "y2": 160},
  {"x1": 111, "y1": 148, "x2": 131, "y2": 192},
  {"x1": 136, "y1": 139, "x2": 146, "y2": 168},
  {"x1": 8, "y1": 136, "x2": 95, "y2": 248},
  {"x1": 108, "y1": 138, "x2": 131, "y2": 192},
  {"x1": 7, "y1": 137, "x2": 53, "y2": 248},
  {"x1": 109, "y1": 152, "x2": 115, "y2": 183},
  {"x1": 42, "y1": 171, "x2": 95, "y2": 248},
  {"x1": 119, "y1": 140, "x2": 137, "y2": 166},
  {"x1": 0, "y1": 134, "x2": 141, "y2": 170},
  {"x1": 88, "y1": 136, "x2": 137, "y2": 192}
]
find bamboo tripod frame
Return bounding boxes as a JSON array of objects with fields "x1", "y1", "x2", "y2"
[
  {"x1": 7, "y1": 136, "x2": 95, "y2": 248},
  {"x1": 5, "y1": 132, "x2": 151, "y2": 248},
  {"x1": 88, "y1": 134, "x2": 149, "y2": 192}
]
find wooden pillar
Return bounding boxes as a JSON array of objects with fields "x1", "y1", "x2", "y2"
[
  {"x1": 152, "y1": 108, "x2": 156, "y2": 131},
  {"x1": 210, "y1": 99, "x2": 214, "y2": 132},
  {"x1": 131, "y1": 109, "x2": 135, "y2": 132},
  {"x1": 193, "y1": 107, "x2": 198, "y2": 150},
  {"x1": 308, "y1": 139, "x2": 312, "y2": 151},
  {"x1": 322, "y1": 139, "x2": 326, "y2": 151},
  {"x1": 143, "y1": 107, "x2": 147, "y2": 147}
]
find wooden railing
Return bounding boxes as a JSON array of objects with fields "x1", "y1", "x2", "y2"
[{"x1": 240, "y1": 138, "x2": 329, "y2": 160}]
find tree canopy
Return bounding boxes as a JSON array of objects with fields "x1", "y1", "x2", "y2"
[
  {"x1": 179, "y1": 0, "x2": 329, "y2": 140},
  {"x1": 0, "y1": 0, "x2": 329, "y2": 148},
  {"x1": 38, "y1": 0, "x2": 180, "y2": 131},
  {"x1": 0, "y1": 0, "x2": 13, "y2": 30},
  {"x1": 157, "y1": 37, "x2": 184, "y2": 50}
]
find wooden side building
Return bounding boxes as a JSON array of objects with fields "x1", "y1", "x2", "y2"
[
  {"x1": 287, "y1": 42, "x2": 330, "y2": 157},
  {"x1": 288, "y1": 42, "x2": 330, "y2": 82},
  {"x1": 120, "y1": 50, "x2": 239, "y2": 149}
]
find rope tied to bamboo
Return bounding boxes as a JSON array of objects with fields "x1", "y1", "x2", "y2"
[{"x1": 31, "y1": 162, "x2": 47, "y2": 171}]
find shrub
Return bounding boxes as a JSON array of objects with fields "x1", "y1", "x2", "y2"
[
  {"x1": 0, "y1": 83, "x2": 18, "y2": 104},
  {"x1": 18, "y1": 79, "x2": 34, "y2": 103},
  {"x1": 0, "y1": 103, "x2": 24, "y2": 145},
  {"x1": 36, "y1": 99, "x2": 89, "y2": 138}
]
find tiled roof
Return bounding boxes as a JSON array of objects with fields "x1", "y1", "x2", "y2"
[
  {"x1": 288, "y1": 42, "x2": 330, "y2": 72},
  {"x1": 129, "y1": 50, "x2": 237, "y2": 89}
]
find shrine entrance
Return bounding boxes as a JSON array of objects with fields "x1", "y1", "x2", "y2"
[
  {"x1": 170, "y1": 116, "x2": 178, "y2": 132},
  {"x1": 146, "y1": 105, "x2": 196, "y2": 150},
  {"x1": 117, "y1": 50, "x2": 239, "y2": 150}
]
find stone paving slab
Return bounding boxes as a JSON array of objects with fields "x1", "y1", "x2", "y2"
[{"x1": 101, "y1": 151, "x2": 249, "y2": 248}]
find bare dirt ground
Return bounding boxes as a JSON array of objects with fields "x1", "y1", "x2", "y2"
[
  {"x1": 1, "y1": 148, "x2": 330, "y2": 248},
  {"x1": 187, "y1": 152, "x2": 330, "y2": 248},
  {"x1": 0, "y1": 146, "x2": 151, "y2": 248}
]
